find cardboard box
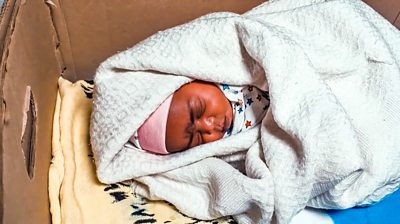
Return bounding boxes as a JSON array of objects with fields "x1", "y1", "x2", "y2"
[{"x1": 0, "y1": 0, "x2": 398, "y2": 223}]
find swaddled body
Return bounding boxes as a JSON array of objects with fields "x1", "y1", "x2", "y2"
[{"x1": 91, "y1": 1, "x2": 400, "y2": 223}]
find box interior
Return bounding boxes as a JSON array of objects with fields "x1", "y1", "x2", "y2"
[{"x1": 0, "y1": 0, "x2": 399, "y2": 223}]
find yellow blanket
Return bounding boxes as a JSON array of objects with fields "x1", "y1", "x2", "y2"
[{"x1": 49, "y1": 77, "x2": 233, "y2": 224}]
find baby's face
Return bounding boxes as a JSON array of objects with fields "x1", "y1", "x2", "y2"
[{"x1": 166, "y1": 81, "x2": 233, "y2": 153}]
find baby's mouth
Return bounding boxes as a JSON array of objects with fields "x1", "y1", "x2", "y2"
[
  {"x1": 223, "y1": 115, "x2": 232, "y2": 133},
  {"x1": 215, "y1": 119, "x2": 224, "y2": 132}
]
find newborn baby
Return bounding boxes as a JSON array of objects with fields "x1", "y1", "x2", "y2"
[{"x1": 129, "y1": 80, "x2": 270, "y2": 154}]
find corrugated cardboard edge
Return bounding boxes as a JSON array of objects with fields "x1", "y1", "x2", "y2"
[
  {"x1": 0, "y1": 0, "x2": 20, "y2": 220},
  {"x1": 0, "y1": 0, "x2": 18, "y2": 57},
  {"x1": 45, "y1": 0, "x2": 76, "y2": 81}
]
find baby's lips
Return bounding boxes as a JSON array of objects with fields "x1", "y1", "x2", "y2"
[{"x1": 224, "y1": 114, "x2": 233, "y2": 132}]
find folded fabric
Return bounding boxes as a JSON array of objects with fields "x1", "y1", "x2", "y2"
[{"x1": 90, "y1": 0, "x2": 400, "y2": 223}]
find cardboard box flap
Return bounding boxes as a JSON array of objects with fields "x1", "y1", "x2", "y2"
[{"x1": 0, "y1": 0, "x2": 62, "y2": 223}]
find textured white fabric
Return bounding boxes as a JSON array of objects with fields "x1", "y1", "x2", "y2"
[{"x1": 90, "y1": 0, "x2": 400, "y2": 223}]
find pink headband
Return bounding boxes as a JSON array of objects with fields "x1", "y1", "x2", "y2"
[{"x1": 134, "y1": 95, "x2": 173, "y2": 154}]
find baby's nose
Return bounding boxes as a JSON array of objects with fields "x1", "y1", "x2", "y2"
[{"x1": 195, "y1": 116, "x2": 222, "y2": 133}]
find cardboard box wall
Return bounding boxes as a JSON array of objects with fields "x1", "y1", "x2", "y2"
[{"x1": 0, "y1": 0, "x2": 399, "y2": 223}]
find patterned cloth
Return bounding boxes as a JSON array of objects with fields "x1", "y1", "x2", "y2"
[{"x1": 219, "y1": 84, "x2": 270, "y2": 137}]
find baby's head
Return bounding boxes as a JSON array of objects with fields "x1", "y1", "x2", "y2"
[
  {"x1": 135, "y1": 81, "x2": 233, "y2": 154},
  {"x1": 166, "y1": 81, "x2": 233, "y2": 152}
]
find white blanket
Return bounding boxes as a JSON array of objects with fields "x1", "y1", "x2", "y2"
[{"x1": 90, "y1": 0, "x2": 400, "y2": 223}]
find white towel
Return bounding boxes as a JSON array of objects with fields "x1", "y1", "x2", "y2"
[{"x1": 90, "y1": 0, "x2": 400, "y2": 223}]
